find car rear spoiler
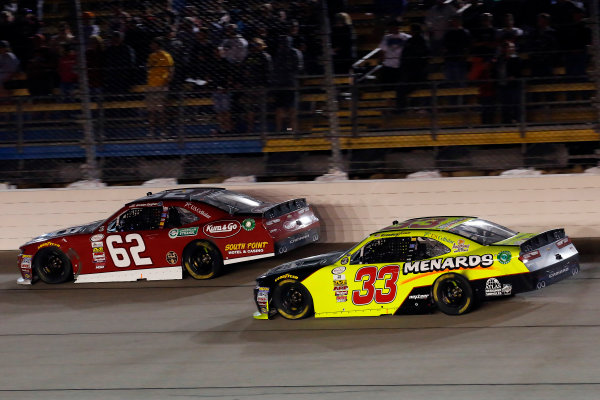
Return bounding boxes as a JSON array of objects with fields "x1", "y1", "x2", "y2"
[
  {"x1": 262, "y1": 198, "x2": 308, "y2": 219},
  {"x1": 520, "y1": 229, "x2": 566, "y2": 253}
]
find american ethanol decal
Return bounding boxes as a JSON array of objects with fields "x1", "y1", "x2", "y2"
[{"x1": 403, "y1": 254, "x2": 494, "y2": 275}]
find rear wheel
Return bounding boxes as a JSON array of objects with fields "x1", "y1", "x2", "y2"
[
  {"x1": 273, "y1": 279, "x2": 313, "y2": 320},
  {"x1": 34, "y1": 248, "x2": 72, "y2": 284},
  {"x1": 432, "y1": 273, "x2": 476, "y2": 315},
  {"x1": 183, "y1": 241, "x2": 223, "y2": 279}
]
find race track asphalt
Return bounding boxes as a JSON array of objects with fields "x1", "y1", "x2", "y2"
[{"x1": 1, "y1": 241, "x2": 600, "y2": 400}]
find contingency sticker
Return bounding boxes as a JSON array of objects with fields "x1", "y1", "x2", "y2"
[{"x1": 256, "y1": 287, "x2": 269, "y2": 314}]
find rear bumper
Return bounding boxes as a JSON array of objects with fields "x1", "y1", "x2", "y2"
[
  {"x1": 274, "y1": 226, "x2": 320, "y2": 255},
  {"x1": 472, "y1": 255, "x2": 580, "y2": 298}
]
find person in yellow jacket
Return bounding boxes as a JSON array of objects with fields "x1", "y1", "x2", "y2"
[{"x1": 146, "y1": 37, "x2": 174, "y2": 135}]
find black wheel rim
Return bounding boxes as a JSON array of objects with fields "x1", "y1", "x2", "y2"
[
  {"x1": 40, "y1": 252, "x2": 65, "y2": 280},
  {"x1": 190, "y1": 246, "x2": 213, "y2": 275},
  {"x1": 280, "y1": 285, "x2": 306, "y2": 316},
  {"x1": 439, "y1": 279, "x2": 466, "y2": 309}
]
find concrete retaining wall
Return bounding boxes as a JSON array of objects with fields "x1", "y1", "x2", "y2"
[{"x1": 2, "y1": 174, "x2": 599, "y2": 250}]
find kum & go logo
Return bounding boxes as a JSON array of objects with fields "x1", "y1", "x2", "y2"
[{"x1": 203, "y1": 220, "x2": 241, "y2": 238}]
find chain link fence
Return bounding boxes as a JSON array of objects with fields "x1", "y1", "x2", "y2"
[{"x1": 0, "y1": 0, "x2": 599, "y2": 186}]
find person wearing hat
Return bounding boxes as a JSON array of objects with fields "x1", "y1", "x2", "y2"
[
  {"x1": 146, "y1": 36, "x2": 174, "y2": 135},
  {"x1": 0, "y1": 40, "x2": 19, "y2": 97}
]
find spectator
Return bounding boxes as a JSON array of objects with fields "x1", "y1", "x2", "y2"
[
  {"x1": 26, "y1": 34, "x2": 57, "y2": 98},
  {"x1": 104, "y1": 31, "x2": 136, "y2": 94},
  {"x1": 443, "y1": 15, "x2": 471, "y2": 85},
  {"x1": 375, "y1": 0, "x2": 405, "y2": 22},
  {"x1": 57, "y1": 44, "x2": 78, "y2": 100},
  {"x1": 211, "y1": 50, "x2": 234, "y2": 134},
  {"x1": 331, "y1": 12, "x2": 355, "y2": 74},
  {"x1": 378, "y1": 20, "x2": 411, "y2": 84},
  {"x1": 397, "y1": 23, "x2": 429, "y2": 111},
  {"x1": 469, "y1": 55, "x2": 495, "y2": 124},
  {"x1": 145, "y1": 37, "x2": 174, "y2": 135},
  {"x1": 562, "y1": 7, "x2": 591, "y2": 78},
  {"x1": 471, "y1": 13, "x2": 497, "y2": 59},
  {"x1": 86, "y1": 35, "x2": 104, "y2": 96},
  {"x1": 271, "y1": 35, "x2": 303, "y2": 133},
  {"x1": 191, "y1": 27, "x2": 216, "y2": 83},
  {"x1": 81, "y1": 12, "x2": 100, "y2": 48},
  {"x1": 0, "y1": 40, "x2": 19, "y2": 97},
  {"x1": 425, "y1": 0, "x2": 457, "y2": 56},
  {"x1": 240, "y1": 37, "x2": 272, "y2": 132},
  {"x1": 50, "y1": 22, "x2": 75, "y2": 52},
  {"x1": 219, "y1": 24, "x2": 248, "y2": 64},
  {"x1": 496, "y1": 14, "x2": 523, "y2": 48},
  {"x1": 526, "y1": 13, "x2": 557, "y2": 78},
  {"x1": 494, "y1": 41, "x2": 522, "y2": 124}
]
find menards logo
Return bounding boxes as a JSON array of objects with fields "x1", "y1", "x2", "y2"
[{"x1": 403, "y1": 254, "x2": 494, "y2": 274}]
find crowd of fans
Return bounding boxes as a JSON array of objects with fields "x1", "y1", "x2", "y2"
[{"x1": 0, "y1": 0, "x2": 595, "y2": 131}]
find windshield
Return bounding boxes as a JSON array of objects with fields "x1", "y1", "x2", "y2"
[{"x1": 449, "y1": 219, "x2": 517, "y2": 245}]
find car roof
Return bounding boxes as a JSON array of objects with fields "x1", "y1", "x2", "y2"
[
  {"x1": 375, "y1": 216, "x2": 477, "y2": 234},
  {"x1": 127, "y1": 188, "x2": 225, "y2": 205}
]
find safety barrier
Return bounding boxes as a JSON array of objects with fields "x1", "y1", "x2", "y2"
[{"x1": 2, "y1": 173, "x2": 600, "y2": 250}]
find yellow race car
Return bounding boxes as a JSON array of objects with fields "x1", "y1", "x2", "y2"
[{"x1": 253, "y1": 216, "x2": 579, "y2": 319}]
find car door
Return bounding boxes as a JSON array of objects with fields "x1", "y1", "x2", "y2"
[
  {"x1": 103, "y1": 205, "x2": 166, "y2": 273},
  {"x1": 345, "y1": 236, "x2": 413, "y2": 315}
]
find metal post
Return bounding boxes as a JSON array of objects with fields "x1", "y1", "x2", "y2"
[
  {"x1": 590, "y1": 0, "x2": 600, "y2": 131},
  {"x1": 320, "y1": 0, "x2": 344, "y2": 172},
  {"x1": 73, "y1": 0, "x2": 99, "y2": 180}
]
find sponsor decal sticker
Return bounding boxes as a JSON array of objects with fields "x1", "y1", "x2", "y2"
[
  {"x1": 275, "y1": 273, "x2": 299, "y2": 281},
  {"x1": 184, "y1": 202, "x2": 211, "y2": 219},
  {"x1": 548, "y1": 267, "x2": 569, "y2": 279},
  {"x1": 93, "y1": 253, "x2": 106, "y2": 263},
  {"x1": 95, "y1": 264, "x2": 105, "y2": 270},
  {"x1": 497, "y1": 251, "x2": 512, "y2": 264},
  {"x1": 166, "y1": 251, "x2": 178, "y2": 265},
  {"x1": 332, "y1": 266, "x2": 346, "y2": 274},
  {"x1": 485, "y1": 278, "x2": 502, "y2": 296},
  {"x1": 90, "y1": 234, "x2": 104, "y2": 242},
  {"x1": 502, "y1": 284, "x2": 512, "y2": 295},
  {"x1": 99, "y1": 226, "x2": 104, "y2": 232},
  {"x1": 408, "y1": 294, "x2": 429, "y2": 300},
  {"x1": 340, "y1": 257, "x2": 349, "y2": 265},
  {"x1": 92, "y1": 246, "x2": 104, "y2": 253},
  {"x1": 21, "y1": 255, "x2": 32, "y2": 267},
  {"x1": 290, "y1": 233, "x2": 309, "y2": 244},
  {"x1": 333, "y1": 274, "x2": 346, "y2": 281},
  {"x1": 203, "y1": 221, "x2": 241, "y2": 238},
  {"x1": 131, "y1": 202, "x2": 162, "y2": 208},
  {"x1": 242, "y1": 218, "x2": 256, "y2": 231},
  {"x1": 168, "y1": 227, "x2": 199, "y2": 239},
  {"x1": 38, "y1": 242, "x2": 60, "y2": 249},
  {"x1": 256, "y1": 287, "x2": 270, "y2": 314},
  {"x1": 403, "y1": 254, "x2": 494, "y2": 275},
  {"x1": 452, "y1": 239, "x2": 469, "y2": 253},
  {"x1": 283, "y1": 220, "x2": 299, "y2": 231},
  {"x1": 91, "y1": 241, "x2": 103, "y2": 248},
  {"x1": 224, "y1": 241, "x2": 269, "y2": 255}
]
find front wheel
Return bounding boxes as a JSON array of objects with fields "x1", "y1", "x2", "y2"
[
  {"x1": 273, "y1": 279, "x2": 314, "y2": 320},
  {"x1": 183, "y1": 241, "x2": 223, "y2": 279},
  {"x1": 432, "y1": 273, "x2": 476, "y2": 315},
  {"x1": 34, "y1": 248, "x2": 73, "y2": 284}
]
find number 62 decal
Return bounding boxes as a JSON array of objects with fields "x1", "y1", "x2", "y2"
[
  {"x1": 106, "y1": 233, "x2": 153, "y2": 268},
  {"x1": 352, "y1": 265, "x2": 400, "y2": 305}
]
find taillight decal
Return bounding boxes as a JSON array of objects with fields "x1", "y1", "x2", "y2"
[
  {"x1": 519, "y1": 250, "x2": 541, "y2": 262},
  {"x1": 556, "y1": 237, "x2": 572, "y2": 249}
]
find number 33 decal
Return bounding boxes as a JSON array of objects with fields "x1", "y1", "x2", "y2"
[
  {"x1": 352, "y1": 265, "x2": 400, "y2": 305},
  {"x1": 106, "y1": 234, "x2": 153, "y2": 268}
]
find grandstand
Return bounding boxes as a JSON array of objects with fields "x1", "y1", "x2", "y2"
[{"x1": 0, "y1": 0, "x2": 598, "y2": 185}]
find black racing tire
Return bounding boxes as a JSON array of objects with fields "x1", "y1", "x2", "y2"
[
  {"x1": 33, "y1": 247, "x2": 73, "y2": 284},
  {"x1": 273, "y1": 279, "x2": 314, "y2": 320},
  {"x1": 183, "y1": 240, "x2": 223, "y2": 279},
  {"x1": 432, "y1": 273, "x2": 476, "y2": 315}
]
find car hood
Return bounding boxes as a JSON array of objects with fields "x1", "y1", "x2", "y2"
[
  {"x1": 259, "y1": 251, "x2": 346, "y2": 279},
  {"x1": 22, "y1": 220, "x2": 104, "y2": 247}
]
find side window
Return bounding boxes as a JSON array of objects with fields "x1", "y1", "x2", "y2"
[
  {"x1": 352, "y1": 237, "x2": 413, "y2": 264},
  {"x1": 115, "y1": 207, "x2": 163, "y2": 231},
  {"x1": 412, "y1": 237, "x2": 451, "y2": 261},
  {"x1": 164, "y1": 207, "x2": 198, "y2": 228}
]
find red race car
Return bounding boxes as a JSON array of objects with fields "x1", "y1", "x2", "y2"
[{"x1": 16, "y1": 188, "x2": 320, "y2": 285}]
